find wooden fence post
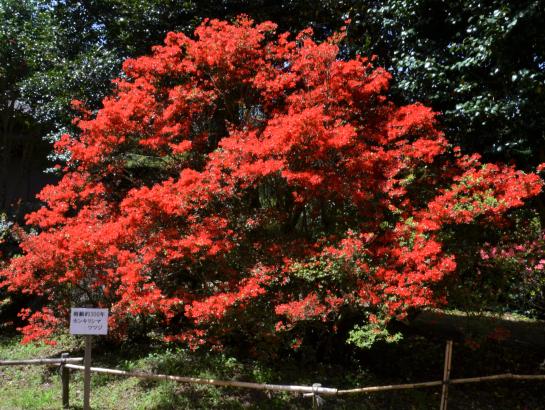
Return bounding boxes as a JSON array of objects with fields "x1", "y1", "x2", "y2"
[
  {"x1": 440, "y1": 340, "x2": 453, "y2": 410},
  {"x1": 311, "y1": 383, "x2": 324, "y2": 409},
  {"x1": 83, "y1": 335, "x2": 92, "y2": 410},
  {"x1": 60, "y1": 352, "x2": 70, "y2": 409}
]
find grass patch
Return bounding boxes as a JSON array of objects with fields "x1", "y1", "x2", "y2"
[{"x1": 0, "y1": 333, "x2": 78, "y2": 409}]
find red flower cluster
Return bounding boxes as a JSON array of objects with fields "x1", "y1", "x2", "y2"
[{"x1": 1, "y1": 17, "x2": 541, "y2": 346}]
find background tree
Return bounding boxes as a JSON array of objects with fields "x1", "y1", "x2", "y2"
[
  {"x1": 347, "y1": 0, "x2": 545, "y2": 165},
  {"x1": 1, "y1": 0, "x2": 54, "y2": 213},
  {"x1": 0, "y1": 0, "x2": 119, "y2": 215}
]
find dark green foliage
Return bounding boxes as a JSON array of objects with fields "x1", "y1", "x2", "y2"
[
  {"x1": 347, "y1": 1, "x2": 545, "y2": 165},
  {"x1": 0, "y1": 0, "x2": 119, "y2": 213},
  {"x1": 0, "y1": 0, "x2": 120, "y2": 128}
]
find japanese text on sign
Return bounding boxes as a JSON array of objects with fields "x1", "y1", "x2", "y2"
[{"x1": 70, "y1": 308, "x2": 109, "y2": 335}]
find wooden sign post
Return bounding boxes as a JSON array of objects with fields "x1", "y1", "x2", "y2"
[{"x1": 70, "y1": 308, "x2": 108, "y2": 410}]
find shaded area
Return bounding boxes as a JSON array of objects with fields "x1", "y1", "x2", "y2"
[
  {"x1": 408, "y1": 309, "x2": 545, "y2": 348},
  {"x1": 2, "y1": 133, "x2": 56, "y2": 219}
]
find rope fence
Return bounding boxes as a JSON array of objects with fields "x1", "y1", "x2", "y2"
[{"x1": 1, "y1": 340, "x2": 545, "y2": 409}]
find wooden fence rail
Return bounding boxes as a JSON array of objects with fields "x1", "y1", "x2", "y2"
[
  {"x1": 335, "y1": 373, "x2": 545, "y2": 395},
  {"x1": 0, "y1": 357, "x2": 83, "y2": 365},
  {"x1": 64, "y1": 363, "x2": 339, "y2": 395},
  {"x1": 2, "y1": 341, "x2": 545, "y2": 409}
]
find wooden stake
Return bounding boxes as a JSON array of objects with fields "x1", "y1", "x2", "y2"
[
  {"x1": 83, "y1": 335, "x2": 92, "y2": 410},
  {"x1": 440, "y1": 340, "x2": 453, "y2": 410},
  {"x1": 60, "y1": 353, "x2": 70, "y2": 409},
  {"x1": 312, "y1": 383, "x2": 321, "y2": 408}
]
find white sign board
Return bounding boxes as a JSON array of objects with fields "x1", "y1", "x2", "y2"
[{"x1": 70, "y1": 308, "x2": 109, "y2": 335}]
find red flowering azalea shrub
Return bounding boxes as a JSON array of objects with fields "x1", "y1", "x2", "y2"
[{"x1": 1, "y1": 17, "x2": 542, "y2": 349}]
